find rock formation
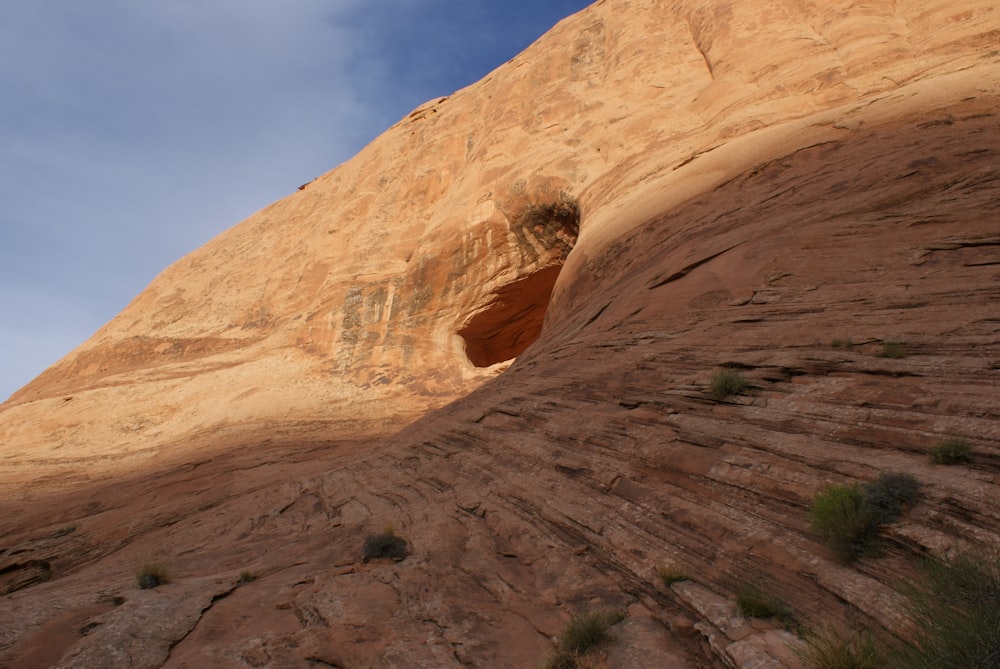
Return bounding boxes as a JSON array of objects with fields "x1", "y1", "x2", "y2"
[{"x1": 2, "y1": 0, "x2": 999, "y2": 667}]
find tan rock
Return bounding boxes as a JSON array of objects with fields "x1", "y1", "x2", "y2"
[{"x1": 2, "y1": 0, "x2": 1000, "y2": 667}]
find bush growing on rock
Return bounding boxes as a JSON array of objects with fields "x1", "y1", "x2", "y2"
[
  {"x1": 927, "y1": 437, "x2": 970, "y2": 465},
  {"x1": 876, "y1": 339, "x2": 908, "y2": 358},
  {"x1": 795, "y1": 551, "x2": 1000, "y2": 668},
  {"x1": 890, "y1": 551, "x2": 1000, "y2": 668},
  {"x1": 540, "y1": 649, "x2": 579, "y2": 669},
  {"x1": 558, "y1": 609, "x2": 625, "y2": 655},
  {"x1": 657, "y1": 563, "x2": 690, "y2": 586},
  {"x1": 136, "y1": 563, "x2": 170, "y2": 589},
  {"x1": 809, "y1": 473, "x2": 920, "y2": 562},
  {"x1": 708, "y1": 367, "x2": 748, "y2": 400},
  {"x1": 518, "y1": 193, "x2": 581, "y2": 237},
  {"x1": 794, "y1": 625, "x2": 881, "y2": 669},
  {"x1": 53, "y1": 524, "x2": 77, "y2": 537},
  {"x1": 810, "y1": 484, "x2": 878, "y2": 561},
  {"x1": 862, "y1": 472, "x2": 919, "y2": 525},
  {"x1": 735, "y1": 582, "x2": 795, "y2": 627},
  {"x1": 362, "y1": 527, "x2": 408, "y2": 562}
]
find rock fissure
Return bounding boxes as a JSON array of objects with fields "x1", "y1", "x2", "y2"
[{"x1": 163, "y1": 583, "x2": 240, "y2": 662}]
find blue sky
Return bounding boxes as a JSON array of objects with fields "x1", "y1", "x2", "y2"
[{"x1": 0, "y1": 0, "x2": 593, "y2": 402}]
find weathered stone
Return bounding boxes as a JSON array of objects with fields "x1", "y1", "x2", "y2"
[{"x1": 2, "y1": 1, "x2": 999, "y2": 667}]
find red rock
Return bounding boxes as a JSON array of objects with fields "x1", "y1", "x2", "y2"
[{"x1": 2, "y1": 1, "x2": 999, "y2": 667}]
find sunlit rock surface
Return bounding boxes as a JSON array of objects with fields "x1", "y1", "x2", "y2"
[{"x1": 2, "y1": 1, "x2": 999, "y2": 666}]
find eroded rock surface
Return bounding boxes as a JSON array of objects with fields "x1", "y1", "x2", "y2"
[{"x1": 2, "y1": 0, "x2": 999, "y2": 667}]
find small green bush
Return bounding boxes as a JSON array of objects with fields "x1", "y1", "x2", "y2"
[
  {"x1": 136, "y1": 563, "x2": 170, "y2": 589},
  {"x1": 558, "y1": 609, "x2": 625, "y2": 655},
  {"x1": 795, "y1": 626, "x2": 881, "y2": 669},
  {"x1": 810, "y1": 484, "x2": 879, "y2": 561},
  {"x1": 810, "y1": 473, "x2": 920, "y2": 562},
  {"x1": 709, "y1": 367, "x2": 749, "y2": 400},
  {"x1": 238, "y1": 570, "x2": 257, "y2": 584},
  {"x1": 877, "y1": 340, "x2": 907, "y2": 358},
  {"x1": 658, "y1": 563, "x2": 690, "y2": 586},
  {"x1": 362, "y1": 528, "x2": 408, "y2": 562},
  {"x1": 890, "y1": 552, "x2": 1000, "y2": 668},
  {"x1": 928, "y1": 437, "x2": 970, "y2": 465},
  {"x1": 736, "y1": 583, "x2": 795, "y2": 626}
]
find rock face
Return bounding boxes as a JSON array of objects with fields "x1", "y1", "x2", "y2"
[{"x1": 2, "y1": 1, "x2": 999, "y2": 667}]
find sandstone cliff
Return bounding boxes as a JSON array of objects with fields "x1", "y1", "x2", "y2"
[{"x1": 2, "y1": 1, "x2": 999, "y2": 667}]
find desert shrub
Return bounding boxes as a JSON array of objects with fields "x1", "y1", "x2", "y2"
[
  {"x1": 810, "y1": 473, "x2": 920, "y2": 562},
  {"x1": 709, "y1": 367, "x2": 748, "y2": 400},
  {"x1": 736, "y1": 583, "x2": 795, "y2": 626},
  {"x1": 519, "y1": 194, "x2": 581, "y2": 235},
  {"x1": 238, "y1": 570, "x2": 257, "y2": 584},
  {"x1": 890, "y1": 552, "x2": 1000, "y2": 669},
  {"x1": 928, "y1": 437, "x2": 970, "y2": 465},
  {"x1": 796, "y1": 552, "x2": 1000, "y2": 668},
  {"x1": 862, "y1": 472, "x2": 920, "y2": 525},
  {"x1": 877, "y1": 340, "x2": 907, "y2": 358},
  {"x1": 53, "y1": 524, "x2": 77, "y2": 537},
  {"x1": 136, "y1": 563, "x2": 170, "y2": 589},
  {"x1": 810, "y1": 484, "x2": 879, "y2": 561},
  {"x1": 795, "y1": 626, "x2": 881, "y2": 669},
  {"x1": 658, "y1": 563, "x2": 690, "y2": 586},
  {"x1": 539, "y1": 649, "x2": 579, "y2": 669},
  {"x1": 558, "y1": 609, "x2": 625, "y2": 655},
  {"x1": 362, "y1": 528, "x2": 408, "y2": 562},
  {"x1": 831, "y1": 338, "x2": 855, "y2": 350}
]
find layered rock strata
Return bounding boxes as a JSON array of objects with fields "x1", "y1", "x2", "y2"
[{"x1": 2, "y1": 0, "x2": 999, "y2": 667}]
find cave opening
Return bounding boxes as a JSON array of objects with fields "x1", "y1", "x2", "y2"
[
  {"x1": 458, "y1": 265, "x2": 564, "y2": 367},
  {"x1": 458, "y1": 196, "x2": 580, "y2": 367}
]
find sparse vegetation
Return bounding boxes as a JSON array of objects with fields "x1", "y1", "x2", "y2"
[
  {"x1": 928, "y1": 437, "x2": 971, "y2": 465},
  {"x1": 810, "y1": 473, "x2": 920, "y2": 562},
  {"x1": 53, "y1": 524, "x2": 77, "y2": 537},
  {"x1": 793, "y1": 551, "x2": 1000, "y2": 668},
  {"x1": 136, "y1": 563, "x2": 170, "y2": 589},
  {"x1": 519, "y1": 193, "x2": 581, "y2": 237},
  {"x1": 876, "y1": 339, "x2": 908, "y2": 359},
  {"x1": 831, "y1": 338, "x2": 855, "y2": 351},
  {"x1": 736, "y1": 583, "x2": 795, "y2": 627},
  {"x1": 810, "y1": 484, "x2": 879, "y2": 562},
  {"x1": 238, "y1": 570, "x2": 257, "y2": 584},
  {"x1": 795, "y1": 626, "x2": 882, "y2": 669},
  {"x1": 540, "y1": 649, "x2": 580, "y2": 669},
  {"x1": 657, "y1": 563, "x2": 690, "y2": 587},
  {"x1": 709, "y1": 367, "x2": 749, "y2": 400},
  {"x1": 862, "y1": 472, "x2": 920, "y2": 525},
  {"x1": 890, "y1": 551, "x2": 1000, "y2": 668},
  {"x1": 558, "y1": 609, "x2": 625, "y2": 655},
  {"x1": 362, "y1": 527, "x2": 408, "y2": 562}
]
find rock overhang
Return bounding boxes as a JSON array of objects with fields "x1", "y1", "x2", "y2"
[{"x1": 456, "y1": 190, "x2": 580, "y2": 367}]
